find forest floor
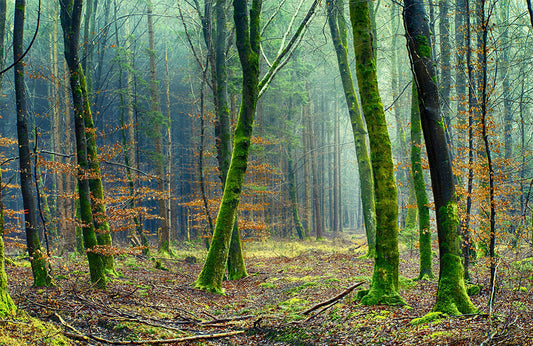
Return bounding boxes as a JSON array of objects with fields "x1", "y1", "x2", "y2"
[{"x1": 4, "y1": 235, "x2": 533, "y2": 345}]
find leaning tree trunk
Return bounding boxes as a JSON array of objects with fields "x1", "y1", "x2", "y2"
[
  {"x1": 212, "y1": 0, "x2": 247, "y2": 280},
  {"x1": 403, "y1": 0, "x2": 477, "y2": 315},
  {"x1": 411, "y1": 83, "x2": 434, "y2": 280},
  {"x1": 60, "y1": 0, "x2": 106, "y2": 289},
  {"x1": 350, "y1": 0, "x2": 404, "y2": 305},
  {"x1": 327, "y1": 0, "x2": 376, "y2": 255},
  {"x1": 14, "y1": 0, "x2": 52, "y2": 287},
  {"x1": 195, "y1": 0, "x2": 261, "y2": 294}
]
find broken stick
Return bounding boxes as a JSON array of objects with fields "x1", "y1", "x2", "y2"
[{"x1": 303, "y1": 282, "x2": 364, "y2": 315}]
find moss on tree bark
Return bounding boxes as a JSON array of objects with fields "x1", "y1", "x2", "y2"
[
  {"x1": 403, "y1": 0, "x2": 476, "y2": 315},
  {"x1": 194, "y1": 0, "x2": 260, "y2": 293},
  {"x1": 328, "y1": 0, "x2": 376, "y2": 257},
  {"x1": 350, "y1": 0, "x2": 404, "y2": 305},
  {"x1": 410, "y1": 83, "x2": 434, "y2": 280}
]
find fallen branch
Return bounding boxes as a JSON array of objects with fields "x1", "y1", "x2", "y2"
[
  {"x1": 303, "y1": 282, "x2": 364, "y2": 315},
  {"x1": 201, "y1": 314, "x2": 255, "y2": 325},
  {"x1": 55, "y1": 312, "x2": 244, "y2": 344}
]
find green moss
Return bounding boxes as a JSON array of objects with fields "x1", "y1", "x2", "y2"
[
  {"x1": 259, "y1": 282, "x2": 275, "y2": 289},
  {"x1": 467, "y1": 284, "x2": 482, "y2": 296},
  {"x1": 410, "y1": 311, "x2": 447, "y2": 325},
  {"x1": 416, "y1": 35, "x2": 431, "y2": 58},
  {"x1": 0, "y1": 313, "x2": 71, "y2": 345}
]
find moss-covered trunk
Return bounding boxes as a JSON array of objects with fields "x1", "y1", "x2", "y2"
[
  {"x1": 0, "y1": 169, "x2": 16, "y2": 317},
  {"x1": 147, "y1": 0, "x2": 171, "y2": 255},
  {"x1": 410, "y1": 83, "x2": 434, "y2": 280},
  {"x1": 327, "y1": 0, "x2": 376, "y2": 256},
  {"x1": 14, "y1": 0, "x2": 52, "y2": 287},
  {"x1": 195, "y1": 0, "x2": 261, "y2": 293},
  {"x1": 349, "y1": 0, "x2": 403, "y2": 305},
  {"x1": 60, "y1": 0, "x2": 106, "y2": 289},
  {"x1": 212, "y1": 0, "x2": 247, "y2": 280},
  {"x1": 403, "y1": 0, "x2": 476, "y2": 315}
]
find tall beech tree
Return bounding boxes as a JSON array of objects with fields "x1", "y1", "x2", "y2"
[
  {"x1": 327, "y1": 0, "x2": 376, "y2": 257},
  {"x1": 403, "y1": 0, "x2": 477, "y2": 315},
  {"x1": 195, "y1": 0, "x2": 319, "y2": 293},
  {"x1": 350, "y1": 0, "x2": 404, "y2": 305},
  {"x1": 410, "y1": 83, "x2": 433, "y2": 280},
  {"x1": 60, "y1": 0, "x2": 107, "y2": 288},
  {"x1": 147, "y1": 0, "x2": 172, "y2": 255},
  {"x1": 14, "y1": 0, "x2": 53, "y2": 287},
  {"x1": 0, "y1": 198, "x2": 15, "y2": 316},
  {"x1": 0, "y1": 0, "x2": 12, "y2": 315},
  {"x1": 195, "y1": 0, "x2": 262, "y2": 294}
]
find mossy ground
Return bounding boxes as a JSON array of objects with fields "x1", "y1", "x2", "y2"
[{"x1": 4, "y1": 236, "x2": 533, "y2": 345}]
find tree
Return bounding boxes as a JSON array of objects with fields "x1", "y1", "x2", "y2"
[
  {"x1": 60, "y1": 0, "x2": 107, "y2": 288},
  {"x1": 146, "y1": 0, "x2": 172, "y2": 255},
  {"x1": 327, "y1": 0, "x2": 376, "y2": 256},
  {"x1": 403, "y1": 0, "x2": 477, "y2": 315},
  {"x1": 195, "y1": 0, "x2": 262, "y2": 294},
  {"x1": 195, "y1": 0, "x2": 319, "y2": 293},
  {"x1": 0, "y1": 0, "x2": 15, "y2": 306},
  {"x1": 14, "y1": 0, "x2": 53, "y2": 287},
  {"x1": 410, "y1": 83, "x2": 433, "y2": 280},
  {"x1": 350, "y1": 0, "x2": 404, "y2": 305},
  {"x1": 0, "y1": 180, "x2": 15, "y2": 316}
]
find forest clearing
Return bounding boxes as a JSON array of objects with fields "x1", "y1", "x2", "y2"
[
  {"x1": 4, "y1": 238, "x2": 533, "y2": 345},
  {"x1": 1, "y1": 0, "x2": 533, "y2": 344}
]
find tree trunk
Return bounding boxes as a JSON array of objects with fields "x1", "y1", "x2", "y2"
[
  {"x1": 309, "y1": 112, "x2": 323, "y2": 240},
  {"x1": 60, "y1": 0, "x2": 106, "y2": 289},
  {"x1": 411, "y1": 83, "x2": 434, "y2": 280},
  {"x1": 194, "y1": 0, "x2": 261, "y2": 294},
  {"x1": 350, "y1": 0, "x2": 403, "y2": 305},
  {"x1": 403, "y1": 0, "x2": 477, "y2": 315},
  {"x1": 0, "y1": 208, "x2": 16, "y2": 316},
  {"x1": 211, "y1": 0, "x2": 247, "y2": 280},
  {"x1": 146, "y1": 0, "x2": 171, "y2": 254},
  {"x1": 0, "y1": 1, "x2": 15, "y2": 309},
  {"x1": 14, "y1": 0, "x2": 52, "y2": 287},
  {"x1": 327, "y1": 0, "x2": 376, "y2": 254},
  {"x1": 115, "y1": 4, "x2": 149, "y2": 255}
]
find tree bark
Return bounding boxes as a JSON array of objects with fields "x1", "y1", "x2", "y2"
[
  {"x1": 146, "y1": 0, "x2": 171, "y2": 255},
  {"x1": 327, "y1": 0, "x2": 376, "y2": 255},
  {"x1": 403, "y1": 0, "x2": 477, "y2": 315},
  {"x1": 194, "y1": 0, "x2": 261, "y2": 294},
  {"x1": 350, "y1": 0, "x2": 403, "y2": 305},
  {"x1": 0, "y1": 2, "x2": 15, "y2": 310},
  {"x1": 114, "y1": 4, "x2": 149, "y2": 255},
  {"x1": 14, "y1": 0, "x2": 52, "y2": 287},
  {"x1": 410, "y1": 83, "x2": 434, "y2": 280},
  {"x1": 60, "y1": 0, "x2": 106, "y2": 289}
]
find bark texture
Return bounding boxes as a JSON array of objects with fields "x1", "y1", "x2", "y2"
[
  {"x1": 410, "y1": 83, "x2": 434, "y2": 280},
  {"x1": 194, "y1": 0, "x2": 261, "y2": 294},
  {"x1": 350, "y1": 0, "x2": 404, "y2": 305},
  {"x1": 14, "y1": 0, "x2": 52, "y2": 287},
  {"x1": 60, "y1": 0, "x2": 106, "y2": 288},
  {"x1": 327, "y1": 0, "x2": 376, "y2": 256},
  {"x1": 403, "y1": 0, "x2": 477, "y2": 315}
]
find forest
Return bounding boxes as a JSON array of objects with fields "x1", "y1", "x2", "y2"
[{"x1": 0, "y1": 0, "x2": 532, "y2": 344}]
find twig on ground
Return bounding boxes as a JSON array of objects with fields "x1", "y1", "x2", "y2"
[
  {"x1": 303, "y1": 282, "x2": 364, "y2": 315},
  {"x1": 201, "y1": 314, "x2": 255, "y2": 325}
]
